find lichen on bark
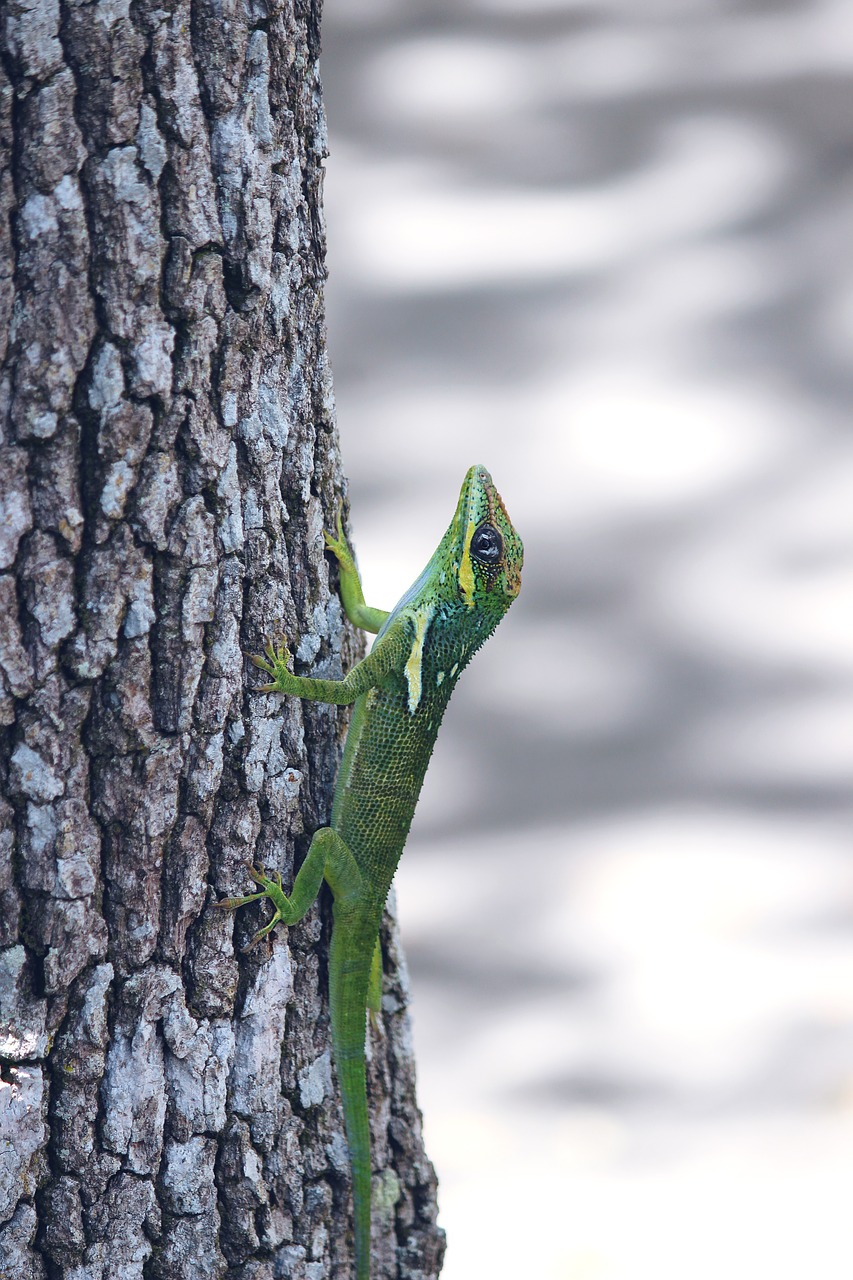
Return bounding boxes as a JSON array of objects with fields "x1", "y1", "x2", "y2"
[{"x1": 0, "y1": 2, "x2": 445, "y2": 1276}]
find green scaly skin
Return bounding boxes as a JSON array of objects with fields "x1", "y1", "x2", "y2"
[{"x1": 219, "y1": 465, "x2": 523, "y2": 1280}]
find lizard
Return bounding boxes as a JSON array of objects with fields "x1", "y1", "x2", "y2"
[{"x1": 218, "y1": 463, "x2": 523, "y2": 1280}]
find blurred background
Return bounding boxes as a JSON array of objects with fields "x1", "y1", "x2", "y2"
[{"x1": 319, "y1": 1, "x2": 853, "y2": 1277}]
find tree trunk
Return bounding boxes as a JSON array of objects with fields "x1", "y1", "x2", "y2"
[{"x1": 0, "y1": 2, "x2": 445, "y2": 1277}]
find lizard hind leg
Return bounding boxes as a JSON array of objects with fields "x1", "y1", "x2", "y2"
[
  {"x1": 216, "y1": 825, "x2": 354, "y2": 949},
  {"x1": 320, "y1": 828, "x2": 380, "y2": 1280},
  {"x1": 221, "y1": 820, "x2": 377, "y2": 1279}
]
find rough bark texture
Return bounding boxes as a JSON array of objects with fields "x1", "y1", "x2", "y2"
[{"x1": 0, "y1": 2, "x2": 445, "y2": 1277}]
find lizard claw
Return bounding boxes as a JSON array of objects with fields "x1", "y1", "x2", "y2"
[
  {"x1": 241, "y1": 916, "x2": 281, "y2": 952},
  {"x1": 214, "y1": 890, "x2": 264, "y2": 911},
  {"x1": 322, "y1": 499, "x2": 346, "y2": 554},
  {"x1": 215, "y1": 863, "x2": 269, "y2": 911}
]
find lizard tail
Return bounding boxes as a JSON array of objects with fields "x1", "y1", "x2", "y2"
[{"x1": 329, "y1": 921, "x2": 375, "y2": 1280}]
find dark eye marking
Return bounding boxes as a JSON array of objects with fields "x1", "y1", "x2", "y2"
[{"x1": 470, "y1": 523, "x2": 502, "y2": 564}]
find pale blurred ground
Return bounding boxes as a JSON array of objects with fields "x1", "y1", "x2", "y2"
[{"x1": 319, "y1": 2, "x2": 853, "y2": 1277}]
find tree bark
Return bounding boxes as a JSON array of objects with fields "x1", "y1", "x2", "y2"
[{"x1": 0, "y1": 2, "x2": 445, "y2": 1277}]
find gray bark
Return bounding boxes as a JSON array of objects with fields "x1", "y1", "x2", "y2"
[{"x1": 0, "y1": 2, "x2": 445, "y2": 1277}]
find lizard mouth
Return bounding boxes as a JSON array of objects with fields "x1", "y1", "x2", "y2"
[{"x1": 504, "y1": 558, "x2": 522, "y2": 597}]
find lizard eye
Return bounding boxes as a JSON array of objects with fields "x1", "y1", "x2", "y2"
[{"x1": 470, "y1": 524, "x2": 502, "y2": 564}]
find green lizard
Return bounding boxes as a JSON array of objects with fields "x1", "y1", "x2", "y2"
[{"x1": 219, "y1": 464, "x2": 523, "y2": 1280}]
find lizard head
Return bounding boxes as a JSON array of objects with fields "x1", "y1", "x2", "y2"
[
  {"x1": 446, "y1": 464, "x2": 523, "y2": 612},
  {"x1": 381, "y1": 466, "x2": 522, "y2": 704}
]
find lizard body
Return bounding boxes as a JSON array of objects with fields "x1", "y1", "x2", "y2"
[{"x1": 220, "y1": 464, "x2": 523, "y2": 1279}]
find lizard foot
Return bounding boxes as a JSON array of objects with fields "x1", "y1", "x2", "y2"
[
  {"x1": 216, "y1": 862, "x2": 292, "y2": 949},
  {"x1": 250, "y1": 637, "x2": 294, "y2": 693}
]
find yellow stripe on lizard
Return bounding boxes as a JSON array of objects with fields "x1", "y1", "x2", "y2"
[
  {"x1": 458, "y1": 518, "x2": 476, "y2": 606},
  {"x1": 403, "y1": 605, "x2": 433, "y2": 713}
]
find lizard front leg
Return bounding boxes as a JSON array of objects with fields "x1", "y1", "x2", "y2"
[
  {"x1": 324, "y1": 504, "x2": 390, "y2": 635},
  {"x1": 251, "y1": 613, "x2": 411, "y2": 705}
]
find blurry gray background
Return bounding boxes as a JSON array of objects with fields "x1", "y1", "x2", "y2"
[{"x1": 320, "y1": 2, "x2": 853, "y2": 1277}]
